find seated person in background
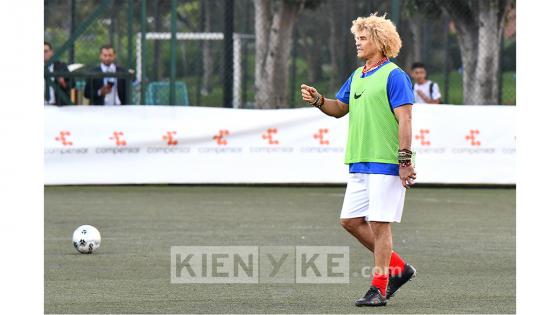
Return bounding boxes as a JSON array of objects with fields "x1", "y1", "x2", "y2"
[
  {"x1": 84, "y1": 44, "x2": 129, "y2": 105},
  {"x1": 410, "y1": 62, "x2": 441, "y2": 104},
  {"x1": 44, "y1": 41, "x2": 72, "y2": 105}
]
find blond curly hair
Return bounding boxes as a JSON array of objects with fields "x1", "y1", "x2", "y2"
[{"x1": 350, "y1": 13, "x2": 402, "y2": 58}]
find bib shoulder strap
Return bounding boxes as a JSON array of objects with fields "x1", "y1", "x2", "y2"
[
  {"x1": 352, "y1": 66, "x2": 363, "y2": 79},
  {"x1": 429, "y1": 82, "x2": 434, "y2": 98}
]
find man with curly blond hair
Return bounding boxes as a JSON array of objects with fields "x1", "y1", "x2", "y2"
[{"x1": 301, "y1": 13, "x2": 416, "y2": 307}]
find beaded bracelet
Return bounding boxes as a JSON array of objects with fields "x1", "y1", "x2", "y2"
[
  {"x1": 316, "y1": 95, "x2": 325, "y2": 108},
  {"x1": 398, "y1": 149, "x2": 414, "y2": 167},
  {"x1": 311, "y1": 94, "x2": 320, "y2": 106}
]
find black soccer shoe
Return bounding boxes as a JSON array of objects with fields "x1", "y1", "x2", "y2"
[
  {"x1": 386, "y1": 263, "x2": 416, "y2": 299},
  {"x1": 355, "y1": 286, "x2": 387, "y2": 307}
]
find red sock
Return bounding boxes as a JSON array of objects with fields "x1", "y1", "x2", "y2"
[
  {"x1": 371, "y1": 273, "x2": 389, "y2": 297},
  {"x1": 389, "y1": 251, "x2": 406, "y2": 276}
]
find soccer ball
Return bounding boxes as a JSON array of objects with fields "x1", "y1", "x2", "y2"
[{"x1": 72, "y1": 225, "x2": 101, "y2": 254}]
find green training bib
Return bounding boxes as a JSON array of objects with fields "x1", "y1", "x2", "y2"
[{"x1": 345, "y1": 62, "x2": 401, "y2": 165}]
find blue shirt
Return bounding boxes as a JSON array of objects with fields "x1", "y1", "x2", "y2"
[{"x1": 336, "y1": 61, "x2": 414, "y2": 175}]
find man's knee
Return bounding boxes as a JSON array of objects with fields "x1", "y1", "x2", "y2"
[{"x1": 340, "y1": 218, "x2": 363, "y2": 232}]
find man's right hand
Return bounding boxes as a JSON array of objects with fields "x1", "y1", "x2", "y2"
[
  {"x1": 301, "y1": 84, "x2": 319, "y2": 105},
  {"x1": 301, "y1": 83, "x2": 349, "y2": 118}
]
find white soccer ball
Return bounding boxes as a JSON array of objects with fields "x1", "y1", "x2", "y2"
[{"x1": 72, "y1": 225, "x2": 101, "y2": 254}]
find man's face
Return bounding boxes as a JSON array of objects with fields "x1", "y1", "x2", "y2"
[
  {"x1": 354, "y1": 30, "x2": 378, "y2": 60},
  {"x1": 411, "y1": 67, "x2": 427, "y2": 83},
  {"x1": 100, "y1": 48, "x2": 116, "y2": 66},
  {"x1": 44, "y1": 44, "x2": 53, "y2": 63}
]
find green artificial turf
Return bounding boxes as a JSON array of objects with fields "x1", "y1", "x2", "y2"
[{"x1": 45, "y1": 186, "x2": 515, "y2": 313}]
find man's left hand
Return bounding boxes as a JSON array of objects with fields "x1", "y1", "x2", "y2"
[{"x1": 399, "y1": 165, "x2": 416, "y2": 189}]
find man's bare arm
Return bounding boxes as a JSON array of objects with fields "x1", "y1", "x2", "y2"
[
  {"x1": 394, "y1": 104, "x2": 416, "y2": 188},
  {"x1": 394, "y1": 105, "x2": 412, "y2": 149},
  {"x1": 318, "y1": 98, "x2": 349, "y2": 118},
  {"x1": 301, "y1": 84, "x2": 349, "y2": 118}
]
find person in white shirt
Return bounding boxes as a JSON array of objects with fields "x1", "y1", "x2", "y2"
[{"x1": 410, "y1": 62, "x2": 441, "y2": 104}]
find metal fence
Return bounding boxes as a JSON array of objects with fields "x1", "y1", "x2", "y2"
[{"x1": 44, "y1": 0, "x2": 516, "y2": 107}]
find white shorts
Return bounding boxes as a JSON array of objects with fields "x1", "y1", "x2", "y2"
[{"x1": 340, "y1": 173, "x2": 406, "y2": 223}]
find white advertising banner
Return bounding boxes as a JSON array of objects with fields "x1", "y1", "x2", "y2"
[{"x1": 44, "y1": 105, "x2": 515, "y2": 185}]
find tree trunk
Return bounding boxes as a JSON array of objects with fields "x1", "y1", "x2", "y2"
[
  {"x1": 201, "y1": 0, "x2": 214, "y2": 95},
  {"x1": 254, "y1": 0, "x2": 303, "y2": 109},
  {"x1": 473, "y1": 0, "x2": 507, "y2": 104},
  {"x1": 454, "y1": 20, "x2": 478, "y2": 105},
  {"x1": 408, "y1": 15, "x2": 423, "y2": 64},
  {"x1": 439, "y1": 0, "x2": 510, "y2": 105},
  {"x1": 254, "y1": 0, "x2": 271, "y2": 106}
]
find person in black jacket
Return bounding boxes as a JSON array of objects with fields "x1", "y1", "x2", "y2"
[
  {"x1": 44, "y1": 41, "x2": 72, "y2": 105},
  {"x1": 84, "y1": 44, "x2": 129, "y2": 105}
]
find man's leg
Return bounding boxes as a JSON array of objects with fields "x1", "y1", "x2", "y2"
[
  {"x1": 370, "y1": 221, "x2": 392, "y2": 297},
  {"x1": 340, "y1": 218, "x2": 375, "y2": 252},
  {"x1": 339, "y1": 218, "x2": 407, "y2": 276},
  {"x1": 371, "y1": 222, "x2": 392, "y2": 274},
  {"x1": 354, "y1": 221, "x2": 391, "y2": 307},
  {"x1": 342, "y1": 174, "x2": 414, "y2": 306},
  {"x1": 340, "y1": 173, "x2": 376, "y2": 252},
  {"x1": 367, "y1": 175, "x2": 415, "y2": 300}
]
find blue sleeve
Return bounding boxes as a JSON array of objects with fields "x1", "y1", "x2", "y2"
[
  {"x1": 336, "y1": 72, "x2": 354, "y2": 105},
  {"x1": 387, "y1": 69, "x2": 414, "y2": 109}
]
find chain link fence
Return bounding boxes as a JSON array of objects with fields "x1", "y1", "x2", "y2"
[{"x1": 44, "y1": 0, "x2": 515, "y2": 107}]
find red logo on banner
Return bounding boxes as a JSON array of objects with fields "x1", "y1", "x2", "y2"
[
  {"x1": 313, "y1": 128, "x2": 330, "y2": 145},
  {"x1": 465, "y1": 129, "x2": 481, "y2": 146},
  {"x1": 109, "y1": 131, "x2": 127, "y2": 146},
  {"x1": 415, "y1": 129, "x2": 431, "y2": 146},
  {"x1": 262, "y1": 128, "x2": 279, "y2": 145},
  {"x1": 213, "y1": 129, "x2": 229, "y2": 145},
  {"x1": 55, "y1": 131, "x2": 73, "y2": 146},
  {"x1": 163, "y1": 131, "x2": 178, "y2": 146}
]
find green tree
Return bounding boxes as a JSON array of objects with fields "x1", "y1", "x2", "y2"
[
  {"x1": 253, "y1": 0, "x2": 321, "y2": 108},
  {"x1": 406, "y1": 0, "x2": 513, "y2": 105}
]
